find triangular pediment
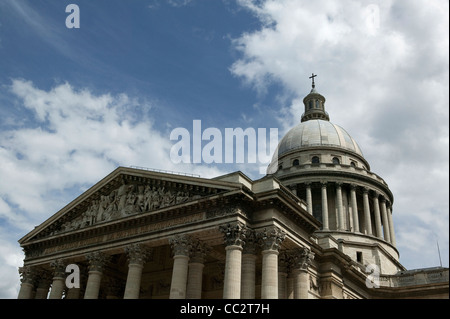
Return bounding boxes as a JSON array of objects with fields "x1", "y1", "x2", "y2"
[{"x1": 20, "y1": 167, "x2": 243, "y2": 244}]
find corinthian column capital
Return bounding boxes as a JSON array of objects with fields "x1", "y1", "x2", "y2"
[
  {"x1": 293, "y1": 247, "x2": 315, "y2": 271},
  {"x1": 86, "y1": 251, "x2": 110, "y2": 272},
  {"x1": 125, "y1": 244, "x2": 153, "y2": 265},
  {"x1": 169, "y1": 235, "x2": 192, "y2": 257},
  {"x1": 257, "y1": 226, "x2": 286, "y2": 251},
  {"x1": 219, "y1": 222, "x2": 247, "y2": 248}
]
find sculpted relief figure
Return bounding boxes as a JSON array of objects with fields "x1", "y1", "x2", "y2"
[{"x1": 56, "y1": 183, "x2": 205, "y2": 234}]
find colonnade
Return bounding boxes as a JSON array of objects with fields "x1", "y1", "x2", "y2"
[
  {"x1": 294, "y1": 182, "x2": 396, "y2": 247},
  {"x1": 18, "y1": 224, "x2": 315, "y2": 299}
]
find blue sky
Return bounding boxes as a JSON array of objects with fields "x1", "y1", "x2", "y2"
[{"x1": 0, "y1": 0, "x2": 448, "y2": 298}]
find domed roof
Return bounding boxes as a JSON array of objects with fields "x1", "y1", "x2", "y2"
[{"x1": 276, "y1": 119, "x2": 364, "y2": 158}]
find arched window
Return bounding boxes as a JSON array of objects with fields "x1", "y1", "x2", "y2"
[
  {"x1": 278, "y1": 164, "x2": 283, "y2": 171},
  {"x1": 315, "y1": 100, "x2": 320, "y2": 109},
  {"x1": 311, "y1": 156, "x2": 320, "y2": 164},
  {"x1": 293, "y1": 159, "x2": 299, "y2": 166},
  {"x1": 308, "y1": 100, "x2": 313, "y2": 110},
  {"x1": 350, "y1": 161, "x2": 357, "y2": 167},
  {"x1": 332, "y1": 157, "x2": 340, "y2": 165}
]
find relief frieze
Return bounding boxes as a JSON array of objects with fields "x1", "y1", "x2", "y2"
[
  {"x1": 41, "y1": 212, "x2": 204, "y2": 256},
  {"x1": 53, "y1": 183, "x2": 205, "y2": 236}
]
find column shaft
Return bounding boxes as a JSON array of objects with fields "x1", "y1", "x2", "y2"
[
  {"x1": 306, "y1": 183, "x2": 313, "y2": 215},
  {"x1": 286, "y1": 275, "x2": 294, "y2": 299},
  {"x1": 261, "y1": 250, "x2": 279, "y2": 299},
  {"x1": 170, "y1": 255, "x2": 190, "y2": 299},
  {"x1": 18, "y1": 282, "x2": 34, "y2": 299},
  {"x1": 363, "y1": 190, "x2": 373, "y2": 235},
  {"x1": 380, "y1": 199, "x2": 391, "y2": 242},
  {"x1": 293, "y1": 270, "x2": 309, "y2": 299},
  {"x1": 124, "y1": 263, "x2": 144, "y2": 299},
  {"x1": 336, "y1": 183, "x2": 345, "y2": 231},
  {"x1": 373, "y1": 195, "x2": 383, "y2": 238},
  {"x1": 223, "y1": 245, "x2": 242, "y2": 299},
  {"x1": 350, "y1": 186, "x2": 360, "y2": 233},
  {"x1": 241, "y1": 254, "x2": 256, "y2": 299},
  {"x1": 321, "y1": 183, "x2": 329, "y2": 230},
  {"x1": 49, "y1": 278, "x2": 65, "y2": 299},
  {"x1": 278, "y1": 272, "x2": 288, "y2": 299},
  {"x1": 387, "y1": 206, "x2": 397, "y2": 246},
  {"x1": 186, "y1": 263, "x2": 204, "y2": 299},
  {"x1": 84, "y1": 271, "x2": 102, "y2": 299}
]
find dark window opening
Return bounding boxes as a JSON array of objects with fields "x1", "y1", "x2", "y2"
[
  {"x1": 312, "y1": 156, "x2": 320, "y2": 164},
  {"x1": 357, "y1": 251, "x2": 363, "y2": 263},
  {"x1": 293, "y1": 159, "x2": 299, "y2": 166}
]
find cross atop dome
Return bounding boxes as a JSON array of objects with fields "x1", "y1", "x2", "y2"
[{"x1": 309, "y1": 73, "x2": 317, "y2": 89}]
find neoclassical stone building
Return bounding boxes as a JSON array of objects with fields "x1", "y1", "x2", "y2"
[{"x1": 17, "y1": 78, "x2": 448, "y2": 299}]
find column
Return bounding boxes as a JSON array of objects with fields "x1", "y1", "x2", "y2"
[
  {"x1": 372, "y1": 193, "x2": 383, "y2": 239},
  {"x1": 124, "y1": 244, "x2": 152, "y2": 299},
  {"x1": 286, "y1": 273, "x2": 294, "y2": 299},
  {"x1": 258, "y1": 226, "x2": 286, "y2": 299},
  {"x1": 292, "y1": 247, "x2": 315, "y2": 299},
  {"x1": 105, "y1": 278, "x2": 123, "y2": 299},
  {"x1": 241, "y1": 229, "x2": 257, "y2": 299},
  {"x1": 278, "y1": 252, "x2": 290, "y2": 299},
  {"x1": 187, "y1": 240, "x2": 208, "y2": 299},
  {"x1": 17, "y1": 266, "x2": 36, "y2": 299},
  {"x1": 35, "y1": 269, "x2": 52, "y2": 299},
  {"x1": 305, "y1": 183, "x2": 313, "y2": 215},
  {"x1": 321, "y1": 182, "x2": 329, "y2": 230},
  {"x1": 362, "y1": 188, "x2": 373, "y2": 235},
  {"x1": 169, "y1": 235, "x2": 191, "y2": 299},
  {"x1": 220, "y1": 222, "x2": 246, "y2": 299},
  {"x1": 48, "y1": 259, "x2": 66, "y2": 299},
  {"x1": 84, "y1": 252, "x2": 109, "y2": 299},
  {"x1": 350, "y1": 185, "x2": 360, "y2": 233},
  {"x1": 380, "y1": 198, "x2": 391, "y2": 242},
  {"x1": 387, "y1": 205, "x2": 397, "y2": 247},
  {"x1": 336, "y1": 183, "x2": 345, "y2": 231}
]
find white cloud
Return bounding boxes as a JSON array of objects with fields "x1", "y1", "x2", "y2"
[
  {"x1": 0, "y1": 79, "x2": 227, "y2": 298},
  {"x1": 232, "y1": 0, "x2": 449, "y2": 270},
  {"x1": 0, "y1": 238, "x2": 23, "y2": 298}
]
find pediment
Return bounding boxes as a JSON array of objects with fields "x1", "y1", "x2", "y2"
[{"x1": 20, "y1": 167, "x2": 241, "y2": 243}]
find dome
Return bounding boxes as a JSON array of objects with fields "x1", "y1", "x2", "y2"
[{"x1": 274, "y1": 119, "x2": 364, "y2": 161}]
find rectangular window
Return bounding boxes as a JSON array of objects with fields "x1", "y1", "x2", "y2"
[{"x1": 356, "y1": 251, "x2": 363, "y2": 263}]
